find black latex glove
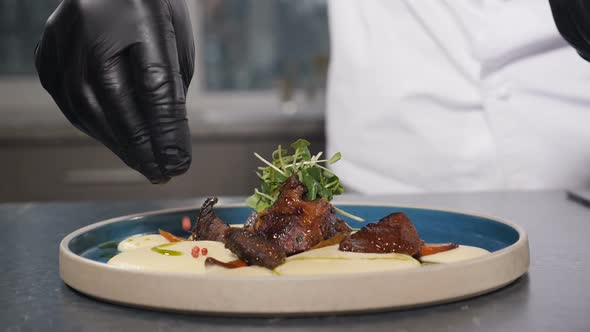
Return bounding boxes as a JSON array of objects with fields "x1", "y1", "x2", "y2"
[
  {"x1": 35, "y1": 0, "x2": 195, "y2": 184},
  {"x1": 549, "y1": 0, "x2": 590, "y2": 62}
]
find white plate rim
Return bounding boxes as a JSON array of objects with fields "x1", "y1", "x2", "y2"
[
  {"x1": 60, "y1": 201, "x2": 528, "y2": 280},
  {"x1": 59, "y1": 201, "x2": 530, "y2": 314}
]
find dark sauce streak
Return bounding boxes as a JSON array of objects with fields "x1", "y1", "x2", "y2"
[{"x1": 205, "y1": 257, "x2": 248, "y2": 269}]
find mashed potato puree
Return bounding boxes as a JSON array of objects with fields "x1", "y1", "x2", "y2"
[{"x1": 108, "y1": 235, "x2": 489, "y2": 276}]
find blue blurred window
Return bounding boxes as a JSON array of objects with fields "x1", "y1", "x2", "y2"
[
  {"x1": 0, "y1": 0, "x2": 60, "y2": 75},
  {"x1": 201, "y1": 0, "x2": 329, "y2": 92},
  {"x1": 0, "y1": 0, "x2": 330, "y2": 92}
]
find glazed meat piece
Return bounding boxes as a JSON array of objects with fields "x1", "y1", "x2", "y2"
[
  {"x1": 192, "y1": 178, "x2": 351, "y2": 268},
  {"x1": 321, "y1": 212, "x2": 352, "y2": 239},
  {"x1": 339, "y1": 212, "x2": 421, "y2": 256},
  {"x1": 190, "y1": 197, "x2": 230, "y2": 242},
  {"x1": 243, "y1": 211, "x2": 258, "y2": 233},
  {"x1": 225, "y1": 228, "x2": 286, "y2": 269},
  {"x1": 251, "y1": 177, "x2": 351, "y2": 255}
]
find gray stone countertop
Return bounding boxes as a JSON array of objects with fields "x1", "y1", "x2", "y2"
[{"x1": 1, "y1": 190, "x2": 589, "y2": 331}]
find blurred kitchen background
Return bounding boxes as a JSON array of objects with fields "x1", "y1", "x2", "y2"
[{"x1": 0, "y1": 0, "x2": 329, "y2": 202}]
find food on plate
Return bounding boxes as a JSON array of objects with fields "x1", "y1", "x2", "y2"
[
  {"x1": 224, "y1": 228, "x2": 286, "y2": 269},
  {"x1": 158, "y1": 229, "x2": 184, "y2": 243},
  {"x1": 108, "y1": 240, "x2": 236, "y2": 273},
  {"x1": 419, "y1": 243, "x2": 460, "y2": 257},
  {"x1": 117, "y1": 234, "x2": 169, "y2": 252},
  {"x1": 205, "y1": 257, "x2": 248, "y2": 269},
  {"x1": 339, "y1": 212, "x2": 421, "y2": 255},
  {"x1": 248, "y1": 176, "x2": 351, "y2": 255},
  {"x1": 419, "y1": 245, "x2": 490, "y2": 264},
  {"x1": 107, "y1": 139, "x2": 491, "y2": 275},
  {"x1": 189, "y1": 197, "x2": 230, "y2": 242},
  {"x1": 275, "y1": 245, "x2": 421, "y2": 276}
]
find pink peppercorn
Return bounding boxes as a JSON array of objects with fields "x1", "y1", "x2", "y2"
[
  {"x1": 182, "y1": 216, "x2": 191, "y2": 232},
  {"x1": 191, "y1": 246, "x2": 200, "y2": 258},
  {"x1": 201, "y1": 248, "x2": 208, "y2": 256}
]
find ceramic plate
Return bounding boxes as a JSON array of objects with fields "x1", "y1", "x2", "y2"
[{"x1": 59, "y1": 203, "x2": 529, "y2": 315}]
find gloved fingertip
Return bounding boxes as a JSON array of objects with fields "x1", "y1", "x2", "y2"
[
  {"x1": 578, "y1": 50, "x2": 590, "y2": 62},
  {"x1": 138, "y1": 161, "x2": 170, "y2": 185},
  {"x1": 149, "y1": 176, "x2": 171, "y2": 185},
  {"x1": 159, "y1": 147, "x2": 192, "y2": 178}
]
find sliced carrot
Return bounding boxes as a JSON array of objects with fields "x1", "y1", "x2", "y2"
[
  {"x1": 205, "y1": 257, "x2": 248, "y2": 269},
  {"x1": 419, "y1": 243, "x2": 459, "y2": 257},
  {"x1": 159, "y1": 229, "x2": 185, "y2": 242},
  {"x1": 311, "y1": 232, "x2": 349, "y2": 250}
]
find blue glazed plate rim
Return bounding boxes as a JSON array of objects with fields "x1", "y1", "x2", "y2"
[{"x1": 59, "y1": 202, "x2": 528, "y2": 280}]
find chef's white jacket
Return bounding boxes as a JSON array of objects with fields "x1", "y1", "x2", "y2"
[{"x1": 327, "y1": 0, "x2": 590, "y2": 193}]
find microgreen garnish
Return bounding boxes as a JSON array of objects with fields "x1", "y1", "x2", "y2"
[{"x1": 246, "y1": 139, "x2": 364, "y2": 221}]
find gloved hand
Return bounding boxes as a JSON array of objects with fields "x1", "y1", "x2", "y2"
[
  {"x1": 35, "y1": 0, "x2": 195, "y2": 184},
  {"x1": 549, "y1": 0, "x2": 590, "y2": 62}
]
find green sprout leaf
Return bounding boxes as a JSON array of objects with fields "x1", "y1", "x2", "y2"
[
  {"x1": 245, "y1": 139, "x2": 363, "y2": 221},
  {"x1": 290, "y1": 138, "x2": 310, "y2": 150},
  {"x1": 328, "y1": 152, "x2": 342, "y2": 164},
  {"x1": 301, "y1": 169, "x2": 319, "y2": 201},
  {"x1": 245, "y1": 194, "x2": 260, "y2": 209}
]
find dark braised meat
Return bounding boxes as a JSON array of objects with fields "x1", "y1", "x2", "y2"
[
  {"x1": 339, "y1": 212, "x2": 421, "y2": 256},
  {"x1": 250, "y1": 176, "x2": 351, "y2": 255},
  {"x1": 192, "y1": 178, "x2": 352, "y2": 268},
  {"x1": 321, "y1": 212, "x2": 352, "y2": 239},
  {"x1": 243, "y1": 211, "x2": 258, "y2": 233},
  {"x1": 310, "y1": 232, "x2": 349, "y2": 250},
  {"x1": 190, "y1": 197, "x2": 230, "y2": 242},
  {"x1": 224, "y1": 228, "x2": 286, "y2": 269}
]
